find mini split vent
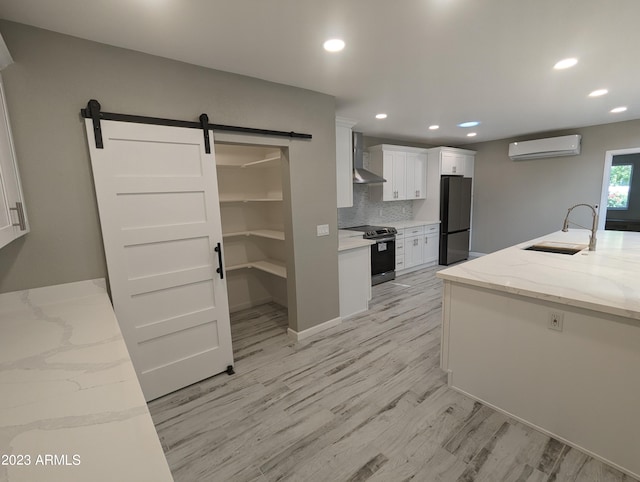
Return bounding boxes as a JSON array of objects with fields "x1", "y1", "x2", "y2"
[{"x1": 508, "y1": 134, "x2": 582, "y2": 160}]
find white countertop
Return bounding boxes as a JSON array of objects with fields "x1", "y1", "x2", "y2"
[
  {"x1": 385, "y1": 219, "x2": 440, "y2": 230},
  {"x1": 338, "y1": 229, "x2": 364, "y2": 239},
  {"x1": 338, "y1": 231, "x2": 375, "y2": 252},
  {"x1": 0, "y1": 279, "x2": 173, "y2": 482},
  {"x1": 437, "y1": 229, "x2": 640, "y2": 321}
]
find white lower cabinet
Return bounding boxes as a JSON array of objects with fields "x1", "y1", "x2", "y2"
[
  {"x1": 395, "y1": 230, "x2": 405, "y2": 271},
  {"x1": 405, "y1": 235, "x2": 424, "y2": 269},
  {"x1": 423, "y1": 232, "x2": 439, "y2": 264},
  {"x1": 395, "y1": 223, "x2": 439, "y2": 273},
  {"x1": 339, "y1": 244, "x2": 371, "y2": 319}
]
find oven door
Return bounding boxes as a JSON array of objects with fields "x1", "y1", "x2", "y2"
[{"x1": 371, "y1": 236, "x2": 396, "y2": 276}]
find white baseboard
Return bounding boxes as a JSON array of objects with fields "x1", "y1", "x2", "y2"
[
  {"x1": 287, "y1": 316, "x2": 342, "y2": 342},
  {"x1": 469, "y1": 251, "x2": 488, "y2": 258}
]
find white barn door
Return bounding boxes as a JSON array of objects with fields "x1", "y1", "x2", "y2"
[{"x1": 85, "y1": 119, "x2": 233, "y2": 401}]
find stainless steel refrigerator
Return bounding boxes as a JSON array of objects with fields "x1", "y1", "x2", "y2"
[{"x1": 439, "y1": 176, "x2": 472, "y2": 265}]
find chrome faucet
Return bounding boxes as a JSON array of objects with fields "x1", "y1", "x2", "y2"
[{"x1": 561, "y1": 203, "x2": 599, "y2": 251}]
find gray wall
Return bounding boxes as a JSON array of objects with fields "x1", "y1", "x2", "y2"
[
  {"x1": 467, "y1": 120, "x2": 640, "y2": 253},
  {"x1": 0, "y1": 21, "x2": 338, "y2": 332}
]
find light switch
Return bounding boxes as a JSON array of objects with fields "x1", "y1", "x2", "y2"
[{"x1": 317, "y1": 224, "x2": 330, "y2": 237}]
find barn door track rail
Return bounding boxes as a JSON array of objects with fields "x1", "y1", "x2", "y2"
[{"x1": 81, "y1": 99, "x2": 312, "y2": 153}]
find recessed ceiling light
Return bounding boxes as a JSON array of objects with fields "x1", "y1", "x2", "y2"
[
  {"x1": 610, "y1": 106, "x2": 627, "y2": 113},
  {"x1": 554, "y1": 58, "x2": 578, "y2": 70},
  {"x1": 588, "y1": 89, "x2": 608, "y2": 97},
  {"x1": 375, "y1": 113, "x2": 387, "y2": 119},
  {"x1": 467, "y1": 132, "x2": 477, "y2": 137},
  {"x1": 323, "y1": 39, "x2": 345, "y2": 52},
  {"x1": 458, "y1": 121, "x2": 480, "y2": 128},
  {"x1": 428, "y1": 125, "x2": 439, "y2": 130}
]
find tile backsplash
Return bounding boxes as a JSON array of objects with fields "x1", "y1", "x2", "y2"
[{"x1": 338, "y1": 183, "x2": 414, "y2": 228}]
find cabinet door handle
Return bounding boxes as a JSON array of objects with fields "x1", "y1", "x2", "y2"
[
  {"x1": 425, "y1": 237, "x2": 428, "y2": 244},
  {"x1": 214, "y1": 242, "x2": 224, "y2": 279},
  {"x1": 10, "y1": 202, "x2": 27, "y2": 231}
]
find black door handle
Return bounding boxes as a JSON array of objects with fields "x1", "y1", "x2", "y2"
[{"x1": 214, "y1": 242, "x2": 224, "y2": 279}]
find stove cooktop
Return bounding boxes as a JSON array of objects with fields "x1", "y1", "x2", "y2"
[{"x1": 345, "y1": 225, "x2": 398, "y2": 239}]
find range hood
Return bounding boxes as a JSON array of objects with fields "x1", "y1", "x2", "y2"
[{"x1": 352, "y1": 131, "x2": 386, "y2": 184}]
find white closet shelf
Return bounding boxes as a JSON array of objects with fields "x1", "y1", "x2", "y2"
[
  {"x1": 241, "y1": 155, "x2": 281, "y2": 168},
  {"x1": 225, "y1": 259, "x2": 287, "y2": 278},
  {"x1": 219, "y1": 197, "x2": 283, "y2": 203},
  {"x1": 216, "y1": 155, "x2": 281, "y2": 169},
  {"x1": 223, "y1": 230, "x2": 285, "y2": 241}
]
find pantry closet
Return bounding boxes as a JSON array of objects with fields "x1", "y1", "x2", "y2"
[{"x1": 215, "y1": 142, "x2": 290, "y2": 318}]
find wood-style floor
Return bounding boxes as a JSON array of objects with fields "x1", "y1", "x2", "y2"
[{"x1": 148, "y1": 266, "x2": 637, "y2": 482}]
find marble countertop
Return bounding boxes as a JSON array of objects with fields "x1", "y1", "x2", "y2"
[
  {"x1": 437, "y1": 229, "x2": 640, "y2": 321},
  {"x1": 338, "y1": 229, "x2": 364, "y2": 239},
  {"x1": 338, "y1": 229, "x2": 375, "y2": 252},
  {"x1": 385, "y1": 220, "x2": 440, "y2": 230},
  {"x1": 0, "y1": 279, "x2": 173, "y2": 482}
]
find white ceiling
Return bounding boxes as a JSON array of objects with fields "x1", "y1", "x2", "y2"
[{"x1": 1, "y1": 0, "x2": 639, "y2": 145}]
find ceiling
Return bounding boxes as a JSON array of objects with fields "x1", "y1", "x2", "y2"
[{"x1": 1, "y1": 0, "x2": 639, "y2": 145}]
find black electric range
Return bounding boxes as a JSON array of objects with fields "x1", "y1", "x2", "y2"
[{"x1": 345, "y1": 225, "x2": 397, "y2": 285}]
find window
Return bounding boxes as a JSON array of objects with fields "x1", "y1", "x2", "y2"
[{"x1": 607, "y1": 164, "x2": 633, "y2": 209}]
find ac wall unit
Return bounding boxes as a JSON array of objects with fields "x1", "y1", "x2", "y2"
[{"x1": 508, "y1": 134, "x2": 581, "y2": 160}]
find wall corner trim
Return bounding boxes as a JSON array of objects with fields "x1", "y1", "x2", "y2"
[
  {"x1": 0, "y1": 33, "x2": 13, "y2": 71},
  {"x1": 287, "y1": 316, "x2": 342, "y2": 342}
]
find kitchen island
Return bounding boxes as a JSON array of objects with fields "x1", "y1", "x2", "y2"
[
  {"x1": 0, "y1": 279, "x2": 173, "y2": 482},
  {"x1": 437, "y1": 229, "x2": 640, "y2": 479}
]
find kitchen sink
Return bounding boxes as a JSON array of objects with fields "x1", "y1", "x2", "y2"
[{"x1": 523, "y1": 241, "x2": 587, "y2": 255}]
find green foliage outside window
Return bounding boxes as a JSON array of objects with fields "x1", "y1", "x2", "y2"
[{"x1": 607, "y1": 164, "x2": 632, "y2": 209}]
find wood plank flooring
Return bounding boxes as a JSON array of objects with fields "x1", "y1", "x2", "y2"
[{"x1": 148, "y1": 266, "x2": 637, "y2": 482}]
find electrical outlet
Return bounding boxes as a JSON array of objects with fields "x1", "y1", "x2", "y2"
[
  {"x1": 548, "y1": 311, "x2": 564, "y2": 332},
  {"x1": 379, "y1": 208, "x2": 383, "y2": 217},
  {"x1": 402, "y1": 206, "x2": 406, "y2": 214}
]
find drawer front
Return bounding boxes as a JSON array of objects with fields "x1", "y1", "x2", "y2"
[
  {"x1": 425, "y1": 224, "x2": 439, "y2": 234},
  {"x1": 395, "y1": 228, "x2": 405, "y2": 237},
  {"x1": 396, "y1": 256, "x2": 405, "y2": 270},
  {"x1": 406, "y1": 226, "x2": 424, "y2": 236}
]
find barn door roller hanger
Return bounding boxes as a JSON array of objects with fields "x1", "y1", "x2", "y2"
[{"x1": 81, "y1": 99, "x2": 312, "y2": 153}]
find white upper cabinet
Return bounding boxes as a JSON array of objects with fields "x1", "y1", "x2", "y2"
[
  {"x1": 437, "y1": 147, "x2": 476, "y2": 177},
  {"x1": 390, "y1": 150, "x2": 407, "y2": 200},
  {"x1": 368, "y1": 145, "x2": 427, "y2": 201},
  {"x1": 406, "y1": 152, "x2": 427, "y2": 199},
  {"x1": 0, "y1": 75, "x2": 29, "y2": 250},
  {"x1": 441, "y1": 151, "x2": 463, "y2": 175},
  {"x1": 336, "y1": 117, "x2": 357, "y2": 208}
]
